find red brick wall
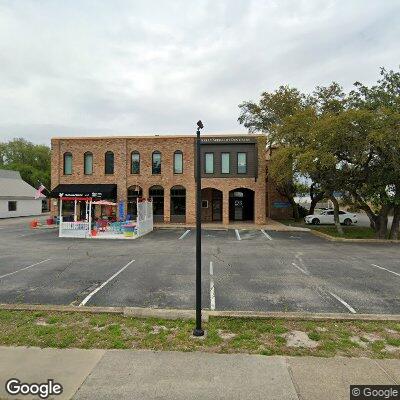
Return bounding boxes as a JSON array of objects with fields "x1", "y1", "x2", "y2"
[{"x1": 51, "y1": 135, "x2": 268, "y2": 225}]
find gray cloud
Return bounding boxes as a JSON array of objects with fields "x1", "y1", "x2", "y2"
[{"x1": 0, "y1": 0, "x2": 399, "y2": 145}]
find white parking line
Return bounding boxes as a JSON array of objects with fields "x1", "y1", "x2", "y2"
[
  {"x1": 291, "y1": 262, "x2": 310, "y2": 276},
  {"x1": 291, "y1": 262, "x2": 356, "y2": 314},
  {"x1": 260, "y1": 229, "x2": 272, "y2": 240},
  {"x1": 178, "y1": 229, "x2": 191, "y2": 240},
  {"x1": 210, "y1": 261, "x2": 216, "y2": 311},
  {"x1": 79, "y1": 259, "x2": 135, "y2": 306},
  {"x1": 327, "y1": 291, "x2": 357, "y2": 314},
  {"x1": 235, "y1": 229, "x2": 241, "y2": 241},
  {"x1": 0, "y1": 259, "x2": 52, "y2": 279},
  {"x1": 371, "y1": 263, "x2": 400, "y2": 278}
]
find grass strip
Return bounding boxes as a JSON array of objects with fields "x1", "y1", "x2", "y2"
[{"x1": 0, "y1": 310, "x2": 399, "y2": 358}]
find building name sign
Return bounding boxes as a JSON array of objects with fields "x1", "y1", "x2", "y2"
[
  {"x1": 59, "y1": 192, "x2": 103, "y2": 198},
  {"x1": 201, "y1": 137, "x2": 256, "y2": 144}
]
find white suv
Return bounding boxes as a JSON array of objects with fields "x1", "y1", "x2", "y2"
[{"x1": 305, "y1": 210, "x2": 358, "y2": 226}]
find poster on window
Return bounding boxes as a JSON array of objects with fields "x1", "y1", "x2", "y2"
[{"x1": 118, "y1": 201, "x2": 125, "y2": 220}]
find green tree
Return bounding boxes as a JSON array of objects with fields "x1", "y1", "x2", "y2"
[
  {"x1": 239, "y1": 86, "x2": 307, "y2": 219},
  {"x1": 0, "y1": 138, "x2": 51, "y2": 190},
  {"x1": 347, "y1": 68, "x2": 400, "y2": 238}
]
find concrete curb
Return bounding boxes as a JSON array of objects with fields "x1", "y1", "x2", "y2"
[
  {"x1": 124, "y1": 307, "x2": 209, "y2": 322},
  {"x1": 207, "y1": 310, "x2": 400, "y2": 322},
  {"x1": 0, "y1": 303, "x2": 124, "y2": 314},
  {"x1": 309, "y1": 229, "x2": 400, "y2": 243},
  {"x1": 1, "y1": 304, "x2": 400, "y2": 322}
]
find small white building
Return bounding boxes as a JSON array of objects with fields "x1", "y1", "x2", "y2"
[{"x1": 0, "y1": 169, "x2": 45, "y2": 218}]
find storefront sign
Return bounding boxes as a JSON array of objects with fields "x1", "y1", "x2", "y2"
[
  {"x1": 59, "y1": 192, "x2": 103, "y2": 198},
  {"x1": 272, "y1": 201, "x2": 291, "y2": 208},
  {"x1": 201, "y1": 137, "x2": 256, "y2": 144}
]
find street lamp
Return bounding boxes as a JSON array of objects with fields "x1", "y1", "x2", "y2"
[{"x1": 193, "y1": 120, "x2": 204, "y2": 337}]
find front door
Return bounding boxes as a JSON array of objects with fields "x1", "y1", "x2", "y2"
[
  {"x1": 212, "y1": 199, "x2": 222, "y2": 221},
  {"x1": 234, "y1": 199, "x2": 243, "y2": 220}
]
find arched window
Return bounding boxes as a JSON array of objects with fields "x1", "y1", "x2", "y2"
[
  {"x1": 173, "y1": 150, "x2": 183, "y2": 174},
  {"x1": 105, "y1": 151, "x2": 114, "y2": 174},
  {"x1": 170, "y1": 185, "x2": 186, "y2": 222},
  {"x1": 127, "y1": 185, "x2": 143, "y2": 218},
  {"x1": 149, "y1": 185, "x2": 164, "y2": 222},
  {"x1": 63, "y1": 152, "x2": 72, "y2": 175},
  {"x1": 84, "y1": 152, "x2": 93, "y2": 175},
  {"x1": 131, "y1": 151, "x2": 140, "y2": 174},
  {"x1": 152, "y1": 151, "x2": 161, "y2": 174}
]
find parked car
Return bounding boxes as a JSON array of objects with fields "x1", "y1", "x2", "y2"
[{"x1": 304, "y1": 210, "x2": 358, "y2": 225}]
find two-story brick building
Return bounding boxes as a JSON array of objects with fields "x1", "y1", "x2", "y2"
[{"x1": 49, "y1": 134, "x2": 291, "y2": 225}]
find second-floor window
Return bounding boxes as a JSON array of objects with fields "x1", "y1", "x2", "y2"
[
  {"x1": 84, "y1": 152, "x2": 93, "y2": 175},
  {"x1": 63, "y1": 152, "x2": 72, "y2": 175},
  {"x1": 131, "y1": 152, "x2": 140, "y2": 174},
  {"x1": 221, "y1": 153, "x2": 230, "y2": 174},
  {"x1": 237, "y1": 152, "x2": 247, "y2": 174},
  {"x1": 205, "y1": 153, "x2": 214, "y2": 174},
  {"x1": 174, "y1": 151, "x2": 183, "y2": 174},
  {"x1": 152, "y1": 151, "x2": 161, "y2": 174},
  {"x1": 105, "y1": 151, "x2": 114, "y2": 174}
]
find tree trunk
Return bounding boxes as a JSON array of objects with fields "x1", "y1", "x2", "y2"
[
  {"x1": 329, "y1": 194, "x2": 344, "y2": 236},
  {"x1": 389, "y1": 205, "x2": 400, "y2": 240},
  {"x1": 374, "y1": 212, "x2": 389, "y2": 239},
  {"x1": 288, "y1": 197, "x2": 299, "y2": 220},
  {"x1": 309, "y1": 184, "x2": 324, "y2": 215}
]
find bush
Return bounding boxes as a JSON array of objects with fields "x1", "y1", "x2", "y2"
[{"x1": 297, "y1": 204, "x2": 309, "y2": 219}]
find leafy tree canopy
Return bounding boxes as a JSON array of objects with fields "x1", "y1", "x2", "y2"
[{"x1": 0, "y1": 138, "x2": 51, "y2": 189}]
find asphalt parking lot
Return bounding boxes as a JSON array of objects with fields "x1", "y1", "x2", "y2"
[{"x1": 0, "y1": 218, "x2": 399, "y2": 315}]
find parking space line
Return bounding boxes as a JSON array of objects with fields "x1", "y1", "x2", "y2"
[
  {"x1": 0, "y1": 259, "x2": 52, "y2": 279},
  {"x1": 291, "y1": 262, "x2": 310, "y2": 276},
  {"x1": 235, "y1": 229, "x2": 241, "y2": 241},
  {"x1": 291, "y1": 262, "x2": 356, "y2": 314},
  {"x1": 327, "y1": 291, "x2": 356, "y2": 314},
  {"x1": 260, "y1": 229, "x2": 272, "y2": 240},
  {"x1": 79, "y1": 258, "x2": 135, "y2": 306},
  {"x1": 371, "y1": 263, "x2": 400, "y2": 278},
  {"x1": 178, "y1": 229, "x2": 191, "y2": 240},
  {"x1": 210, "y1": 261, "x2": 215, "y2": 311}
]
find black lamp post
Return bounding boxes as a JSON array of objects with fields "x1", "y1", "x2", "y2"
[{"x1": 193, "y1": 120, "x2": 204, "y2": 337}]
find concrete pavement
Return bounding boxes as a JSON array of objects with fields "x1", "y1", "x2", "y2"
[{"x1": 0, "y1": 346, "x2": 399, "y2": 399}]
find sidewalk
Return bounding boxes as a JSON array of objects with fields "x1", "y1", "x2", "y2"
[
  {"x1": 0, "y1": 347, "x2": 399, "y2": 400},
  {"x1": 154, "y1": 218, "x2": 309, "y2": 232}
]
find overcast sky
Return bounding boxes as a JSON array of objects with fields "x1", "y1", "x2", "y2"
[{"x1": 0, "y1": 0, "x2": 399, "y2": 145}]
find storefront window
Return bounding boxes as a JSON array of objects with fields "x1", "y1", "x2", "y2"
[
  {"x1": 170, "y1": 186, "x2": 185, "y2": 223},
  {"x1": 127, "y1": 185, "x2": 142, "y2": 218},
  {"x1": 149, "y1": 185, "x2": 164, "y2": 221}
]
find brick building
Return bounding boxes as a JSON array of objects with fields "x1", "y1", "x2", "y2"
[{"x1": 49, "y1": 134, "x2": 291, "y2": 225}]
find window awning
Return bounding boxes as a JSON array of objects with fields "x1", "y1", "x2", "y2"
[{"x1": 48, "y1": 184, "x2": 117, "y2": 200}]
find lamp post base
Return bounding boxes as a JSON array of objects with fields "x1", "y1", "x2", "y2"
[{"x1": 192, "y1": 328, "x2": 205, "y2": 337}]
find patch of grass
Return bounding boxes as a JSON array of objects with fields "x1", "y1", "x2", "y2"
[
  {"x1": 279, "y1": 219, "x2": 382, "y2": 239},
  {"x1": 386, "y1": 338, "x2": 400, "y2": 347},
  {"x1": 308, "y1": 332, "x2": 321, "y2": 341},
  {"x1": 0, "y1": 310, "x2": 398, "y2": 359},
  {"x1": 46, "y1": 316, "x2": 60, "y2": 324},
  {"x1": 312, "y1": 226, "x2": 376, "y2": 239}
]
